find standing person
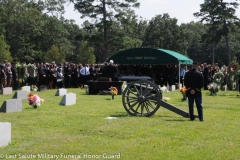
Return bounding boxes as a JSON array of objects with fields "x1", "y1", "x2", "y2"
[
  {"x1": 11, "y1": 62, "x2": 18, "y2": 90},
  {"x1": 78, "y1": 64, "x2": 83, "y2": 89},
  {"x1": 6, "y1": 62, "x2": 12, "y2": 87},
  {"x1": 71, "y1": 64, "x2": 79, "y2": 88},
  {"x1": 102, "y1": 60, "x2": 117, "y2": 81},
  {"x1": 38, "y1": 63, "x2": 46, "y2": 87},
  {"x1": 64, "y1": 62, "x2": 71, "y2": 88},
  {"x1": 47, "y1": 64, "x2": 56, "y2": 89},
  {"x1": 0, "y1": 60, "x2": 7, "y2": 89},
  {"x1": 56, "y1": 68, "x2": 64, "y2": 88},
  {"x1": 179, "y1": 65, "x2": 186, "y2": 85},
  {"x1": 203, "y1": 63, "x2": 209, "y2": 90},
  {"x1": 0, "y1": 64, "x2": 4, "y2": 89},
  {"x1": 221, "y1": 71, "x2": 228, "y2": 91},
  {"x1": 80, "y1": 64, "x2": 90, "y2": 87},
  {"x1": 184, "y1": 62, "x2": 204, "y2": 121},
  {"x1": 52, "y1": 63, "x2": 58, "y2": 89},
  {"x1": 89, "y1": 64, "x2": 96, "y2": 80}
]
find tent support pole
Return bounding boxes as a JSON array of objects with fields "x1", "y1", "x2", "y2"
[{"x1": 178, "y1": 60, "x2": 181, "y2": 90}]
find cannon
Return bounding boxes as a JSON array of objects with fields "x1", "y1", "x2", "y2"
[{"x1": 119, "y1": 76, "x2": 193, "y2": 117}]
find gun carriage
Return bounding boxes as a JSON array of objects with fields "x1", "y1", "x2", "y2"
[{"x1": 119, "y1": 76, "x2": 193, "y2": 118}]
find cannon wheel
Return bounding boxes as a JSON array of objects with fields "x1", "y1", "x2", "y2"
[{"x1": 122, "y1": 80, "x2": 162, "y2": 117}]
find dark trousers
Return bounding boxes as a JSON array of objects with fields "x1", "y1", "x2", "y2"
[
  {"x1": 82, "y1": 75, "x2": 90, "y2": 86},
  {"x1": 12, "y1": 78, "x2": 18, "y2": 90},
  {"x1": 187, "y1": 96, "x2": 203, "y2": 121},
  {"x1": 204, "y1": 79, "x2": 208, "y2": 90},
  {"x1": 57, "y1": 81, "x2": 63, "y2": 88},
  {"x1": 38, "y1": 76, "x2": 46, "y2": 87},
  {"x1": 64, "y1": 75, "x2": 71, "y2": 88}
]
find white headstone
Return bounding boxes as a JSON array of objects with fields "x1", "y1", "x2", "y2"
[
  {"x1": 55, "y1": 88, "x2": 67, "y2": 96},
  {"x1": 0, "y1": 99, "x2": 22, "y2": 113},
  {"x1": 21, "y1": 86, "x2": 31, "y2": 93},
  {"x1": 12, "y1": 91, "x2": 28, "y2": 99},
  {"x1": 60, "y1": 92, "x2": 76, "y2": 106},
  {"x1": 170, "y1": 85, "x2": 175, "y2": 91},
  {"x1": 0, "y1": 122, "x2": 11, "y2": 147},
  {"x1": 2, "y1": 87, "x2": 12, "y2": 95},
  {"x1": 179, "y1": 83, "x2": 182, "y2": 90}
]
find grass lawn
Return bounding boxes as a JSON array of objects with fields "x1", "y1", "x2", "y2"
[{"x1": 0, "y1": 88, "x2": 240, "y2": 160}]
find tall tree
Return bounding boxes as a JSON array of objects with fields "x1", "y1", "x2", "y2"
[
  {"x1": 179, "y1": 22, "x2": 209, "y2": 63},
  {"x1": 143, "y1": 14, "x2": 181, "y2": 51},
  {"x1": 0, "y1": 35, "x2": 12, "y2": 62},
  {"x1": 45, "y1": 45, "x2": 64, "y2": 64},
  {"x1": 76, "y1": 41, "x2": 96, "y2": 64},
  {"x1": 70, "y1": 0, "x2": 140, "y2": 61},
  {"x1": 0, "y1": 6, "x2": 6, "y2": 35},
  {"x1": 194, "y1": 0, "x2": 240, "y2": 64},
  {"x1": 61, "y1": 18, "x2": 87, "y2": 63},
  {"x1": 107, "y1": 9, "x2": 146, "y2": 55}
]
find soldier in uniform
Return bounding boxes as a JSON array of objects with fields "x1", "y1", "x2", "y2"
[{"x1": 184, "y1": 62, "x2": 204, "y2": 121}]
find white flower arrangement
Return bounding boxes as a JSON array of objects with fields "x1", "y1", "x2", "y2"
[
  {"x1": 208, "y1": 82, "x2": 219, "y2": 96},
  {"x1": 121, "y1": 81, "x2": 128, "y2": 92},
  {"x1": 27, "y1": 63, "x2": 36, "y2": 77},
  {"x1": 159, "y1": 85, "x2": 169, "y2": 92}
]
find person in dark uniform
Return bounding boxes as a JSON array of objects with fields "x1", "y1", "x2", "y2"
[
  {"x1": 38, "y1": 63, "x2": 46, "y2": 87},
  {"x1": 11, "y1": 62, "x2": 18, "y2": 90},
  {"x1": 102, "y1": 60, "x2": 117, "y2": 81},
  {"x1": 203, "y1": 63, "x2": 209, "y2": 90},
  {"x1": 184, "y1": 62, "x2": 204, "y2": 121},
  {"x1": 64, "y1": 62, "x2": 72, "y2": 88}
]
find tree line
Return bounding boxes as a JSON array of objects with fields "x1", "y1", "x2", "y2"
[{"x1": 0, "y1": 0, "x2": 240, "y2": 66}]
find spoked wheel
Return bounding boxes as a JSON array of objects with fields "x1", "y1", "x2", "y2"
[{"x1": 122, "y1": 80, "x2": 162, "y2": 117}]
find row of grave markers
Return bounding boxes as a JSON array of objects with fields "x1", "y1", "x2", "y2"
[{"x1": 0, "y1": 86, "x2": 76, "y2": 147}]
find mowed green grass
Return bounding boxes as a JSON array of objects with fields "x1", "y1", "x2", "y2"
[{"x1": 0, "y1": 88, "x2": 240, "y2": 160}]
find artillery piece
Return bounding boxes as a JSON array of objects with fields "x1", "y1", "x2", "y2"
[{"x1": 119, "y1": 76, "x2": 193, "y2": 118}]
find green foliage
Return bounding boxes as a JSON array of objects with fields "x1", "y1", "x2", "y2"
[
  {"x1": 1, "y1": 0, "x2": 240, "y2": 65},
  {"x1": 179, "y1": 22, "x2": 209, "y2": 61},
  {"x1": 45, "y1": 45, "x2": 64, "y2": 64},
  {"x1": 73, "y1": 0, "x2": 140, "y2": 60},
  {"x1": 76, "y1": 41, "x2": 96, "y2": 64},
  {"x1": 0, "y1": 0, "x2": 73, "y2": 63},
  {"x1": 0, "y1": 6, "x2": 6, "y2": 35},
  {"x1": 0, "y1": 35, "x2": 12, "y2": 62},
  {"x1": 143, "y1": 14, "x2": 180, "y2": 51},
  {"x1": 194, "y1": 0, "x2": 240, "y2": 64},
  {"x1": 1, "y1": 89, "x2": 240, "y2": 159},
  {"x1": 122, "y1": 36, "x2": 142, "y2": 49}
]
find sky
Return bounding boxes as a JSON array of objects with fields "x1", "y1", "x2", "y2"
[{"x1": 63, "y1": 0, "x2": 240, "y2": 27}]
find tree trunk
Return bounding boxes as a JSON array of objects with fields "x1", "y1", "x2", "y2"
[
  {"x1": 103, "y1": 0, "x2": 108, "y2": 61},
  {"x1": 223, "y1": 19, "x2": 231, "y2": 64},
  {"x1": 212, "y1": 43, "x2": 215, "y2": 64}
]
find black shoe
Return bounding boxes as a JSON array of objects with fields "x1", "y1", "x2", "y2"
[{"x1": 200, "y1": 119, "x2": 204, "y2": 122}]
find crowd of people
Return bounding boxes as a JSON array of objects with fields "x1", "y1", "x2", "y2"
[
  {"x1": 0, "y1": 60, "x2": 118, "y2": 90},
  {"x1": 0, "y1": 59, "x2": 238, "y2": 92}
]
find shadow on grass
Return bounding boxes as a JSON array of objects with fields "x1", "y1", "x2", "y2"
[
  {"x1": 24, "y1": 106, "x2": 37, "y2": 110},
  {"x1": 156, "y1": 115, "x2": 190, "y2": 121},
  {"x1": 110, "y1": 112, "x2": 130, "y2": 117}
]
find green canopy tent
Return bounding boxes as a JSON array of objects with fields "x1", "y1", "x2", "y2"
[
  {"x1": 107, "y1": 47, "x2": 193, "y2": 65},
  {"x1": 107, "y1": 47, "x2": 193, "y2": 88}
]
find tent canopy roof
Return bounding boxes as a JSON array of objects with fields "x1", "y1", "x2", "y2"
[{"x1": 107, "y1": 48, "x2": 193, "y2": 65}]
